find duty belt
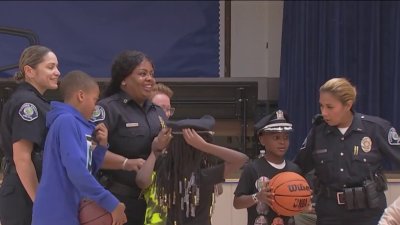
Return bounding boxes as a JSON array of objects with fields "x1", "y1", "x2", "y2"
[{"x1": 320, "y1": 185, "x2": 369, "y2": 209}]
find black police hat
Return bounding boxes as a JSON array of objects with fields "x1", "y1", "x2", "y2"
[
  {"x1": 254, "y1": 110, "x2": 293, "y2": 134},
  {"x1": 166, "y1": 115, "x2": 215, "y2": 132}
]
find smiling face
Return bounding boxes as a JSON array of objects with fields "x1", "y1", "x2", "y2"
[
  {"x1": 25, "y1": 51, "x2": 60, "y2": 94},
  {"x1": 259, "y1": 132, "x2": 290, "y2": 162},
  {"x1": 319, "y1": 91, "x2": 353, "y2": 127},
  {"x1": 121, "y1": 59, "x2": 155, "y2": 105},
  {"x1": 152, "y1": 93, "x2": 173, "y2": 118}
]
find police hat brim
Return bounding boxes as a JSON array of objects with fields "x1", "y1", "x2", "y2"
[{"x1": 166, "y1": 115, "x2": 215, "y2": 132}]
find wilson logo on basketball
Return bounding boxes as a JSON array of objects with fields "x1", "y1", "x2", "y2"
[
  {"x1": 269, "y1": 172, "x2": 312, "y2": 216},
  {"x1": 287, "y1": 184, "x2": 310, "y2": 192},
  {"x1": 293, "y1": 198, "x2": 309, "y2": 208}
]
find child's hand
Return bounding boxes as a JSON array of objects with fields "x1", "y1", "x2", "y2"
[
  {"x1": 257, "y1": 181, "x2": 274, "y2": 207},
  {"x1": 151, "y1": 128, "x2": 172, "y2": 153},
  {"x1": 111, "y1": 202, "x2": 127, "y2": 225},
  {"x1": 123, "y1": 158, "x2": 145, "y2": 171},
  {"x1": 182, "y1": 128, "x2": 207, "y2": 150},
  {"x1": 94, "y1": 123, "x2": 108, "y2": 148}
]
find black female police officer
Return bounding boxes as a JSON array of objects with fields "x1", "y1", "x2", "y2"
[
  {"x1": 91, "y1": 50, "x2": 172, "y2": 225},
  {"x1": 294, "y1": 77, "x2": 400, "y2": 225},
  {"x1": 0, "y1": 45, "x2": 60, "y2": 225}
]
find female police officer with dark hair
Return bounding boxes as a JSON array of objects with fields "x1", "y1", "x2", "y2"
[
  {"x1": 91, "y1": 50, "x2": 172, "y2": 225},
  {"x1": 0, "y1": 45, "x2": 60, "y2": 225},
  {"x1": 294, "y1": 77, "x2": 400, "y2": 225}
]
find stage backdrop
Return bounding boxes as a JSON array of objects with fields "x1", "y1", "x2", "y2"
[
  {"x1": 0, "y1": 1, "x2": 220, "y2": 78},
  {"x1": 279, "y1": 1, "x2": 400, "y2": 170}
]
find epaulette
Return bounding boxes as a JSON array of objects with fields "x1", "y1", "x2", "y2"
[
  {"x1": 99, "y1": 94, "x2": 120, "y2": 104},
  {"x1": 358, "y1": 113, "x2": 391, "y2": 128}
]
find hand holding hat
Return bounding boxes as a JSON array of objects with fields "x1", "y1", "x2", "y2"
[
  {"x1": 152, "y1": 127, "x2": 173, "y2": 155},
  {"x1": 182, "y1": 128, "x2": 208, "y2": 150}
]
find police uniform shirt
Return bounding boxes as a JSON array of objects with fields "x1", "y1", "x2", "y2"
[
  {"x1": 0, "y1": 82, "x2": 49, "y2": 161},
  {"x1": 91, "y1": 91, "x2": 166, "y2": 188},
  {"x1": 294, "y1": 112, "x2": 400, "y2": 191},
  {"x1": 234, "y1": 158, "x2": 301, "y2": 225}
]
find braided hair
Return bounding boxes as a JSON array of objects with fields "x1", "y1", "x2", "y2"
[{"x1": 154, "y1": 132, "x2": 215, "y2": 225}]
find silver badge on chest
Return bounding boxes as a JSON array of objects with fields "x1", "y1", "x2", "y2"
[{"x1": 361, "y1": 137, "x2": 372, "y2": 152}]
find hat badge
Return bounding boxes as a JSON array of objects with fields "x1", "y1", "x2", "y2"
[{"x1": 276, "y1": 110, "x2": 284, "y2": 120}]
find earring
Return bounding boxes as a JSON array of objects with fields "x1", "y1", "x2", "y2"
[{"x1": 121, "y1": 81, "x2": 126, "y2": 86}]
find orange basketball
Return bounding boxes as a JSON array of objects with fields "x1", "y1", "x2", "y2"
[
  {"x1": 269, "y1": 171, "x2": 312, "y2": 216},
  {"x1": 79, "y1": 199, "x2": 112, "y2": 225}
]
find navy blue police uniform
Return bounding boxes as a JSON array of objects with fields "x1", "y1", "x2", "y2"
[
  {"x1": 91, "y1": 91, "x2": 166, "y2": 225},
  {"x1": 0, "y1": 82, "x2": 50, "y2": 225},
  {"x1": 294, "y1": 112, "x2": 400, "y2": 225},
  {"x1": 235, "y1": 110, "x2": 300, "y2": 225}
]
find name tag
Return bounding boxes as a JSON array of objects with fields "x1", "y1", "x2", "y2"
[
  {"x1": 315, "y1": 149, "x2": 328, "y2": 154},
  {"x1": 126, "y1": 122, "x2": 139, "y2": 127}
]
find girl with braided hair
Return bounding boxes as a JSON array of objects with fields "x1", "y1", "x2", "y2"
[{"x1": 136, "y1": 115, "x2": 248, "y2": 225}]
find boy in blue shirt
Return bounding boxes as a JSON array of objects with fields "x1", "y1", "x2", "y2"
[{"x1": 32, "y1": 70, "x2": 127, "y2": 225}]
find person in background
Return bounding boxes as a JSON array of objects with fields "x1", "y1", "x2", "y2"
[
  {"x1": 32, "y1": 70, "x2": 127, "y2": 225},
  {"x1": 233, "y1": 110, "x2": 301, "y2": 225},
  {"x1": 294, "y1": 77, "x2": 400, "y2": 225},
  {"x1": 0, "y1": 45, "x2": 60, "y2": 225},
  {"x1": 150, "y1": 83, "x2": 175, "y2": 118},
  {"x1": 138, "y1": 82, "x2": 175, "y2": 225},
  {"x1": 91, "y1": 50, "x2": 172, "y2": 225},
  {"x1": 378, "y1": 196, "x2": 400, "y2": 225}
]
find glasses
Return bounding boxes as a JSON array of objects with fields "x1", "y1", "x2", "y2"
[{"x1": 162, "y1": 107, "x2": 175, "y2": 117}]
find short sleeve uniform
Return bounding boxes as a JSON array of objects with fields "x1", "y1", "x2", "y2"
[
  {"x1": 1, "y1": 82, "x2": 49, "y2": 162},
  {"x1": 91, "y1": 91, "x2": 166, "y2": 225},
  {"x1": 0, "y1": 82, "x2": 50, "y2": 225},
  {"x1": 295, "y1": 113, "x2": 400, "y2": 191},
  {"x1": 294, "y1": 113, "x2": 400, "y2": 224},
  {"x1": 235, "y1": 158, "x2": 301, "y2": 225}
]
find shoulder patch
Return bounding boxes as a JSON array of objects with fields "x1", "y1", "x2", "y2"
[
  {"x1": 300, "y1": 137, "x2": 308, "y2": 150},
  {"x1": 18, "y1": 103, "x2": 38, "y2": 121},
  {"x1": 388, "y1": 127, "x2": 400, "y2": 146},
  {"x1": 90, "y1": 105, "x2": 106, "y2": 122}
]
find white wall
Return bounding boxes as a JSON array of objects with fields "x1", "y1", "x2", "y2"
[{"x1": 230, "y1": 1, "x2": 283, "y2": 78}]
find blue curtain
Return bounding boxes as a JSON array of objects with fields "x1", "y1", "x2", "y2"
[
  {"x1": 279, "y1": 1, "x2": 400, "y2": 170},
  {"x1": 0, "y1": 1, "x2": 220, "y2": 78}
]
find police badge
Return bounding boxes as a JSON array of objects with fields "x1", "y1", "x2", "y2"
[
  {"x1": 18, "y1": 103, "x2": 38, "y2": 121},
  {"x1": 361, "y1": 137, "x2": 372, "y2": 153},
  {"x1": 90, "y1": 105, "x2": 105, "y2": 122},
  {"x1": 388, "y1": 127, "x2": 400, "y2": 145}
]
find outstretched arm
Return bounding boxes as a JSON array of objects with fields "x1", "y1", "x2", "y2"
[
  {"x1": 182, "y1": 128, "x2": 248, "y2": 178},
  {"x1": 136, "y1": 127, "x2": 172, "y2": 189}
]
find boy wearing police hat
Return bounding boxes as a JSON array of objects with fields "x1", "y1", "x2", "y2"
[{"x1": 234, "y1": 110, "x2": 301, "y2": 225}]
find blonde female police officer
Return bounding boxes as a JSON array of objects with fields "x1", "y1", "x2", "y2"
[
  {"x1": 294, "y1": 77, "x2": 400, "y2": 225},
  {"x1": 0, "y1": 45, "x2": 60, "y2": 225}
]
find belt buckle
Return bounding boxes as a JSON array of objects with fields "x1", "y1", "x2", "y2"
[{"x1": 336, "y1": 192, "x2": 345, "y2": 205}]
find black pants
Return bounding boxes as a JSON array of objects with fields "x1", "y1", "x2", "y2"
[
  {"x1": 0, "y1": 173, "x2": 33, "y2": 225},
  {"x1": 113, "y1": 192, "x2": 147, "y2": 225},
  {"x1": 315, "y1": 196, "x2": 385, "y2": 225}
]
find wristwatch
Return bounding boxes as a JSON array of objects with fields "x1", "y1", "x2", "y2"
[{"x1": 252, "y1": 193, "x2": 259, "y2": 203}]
